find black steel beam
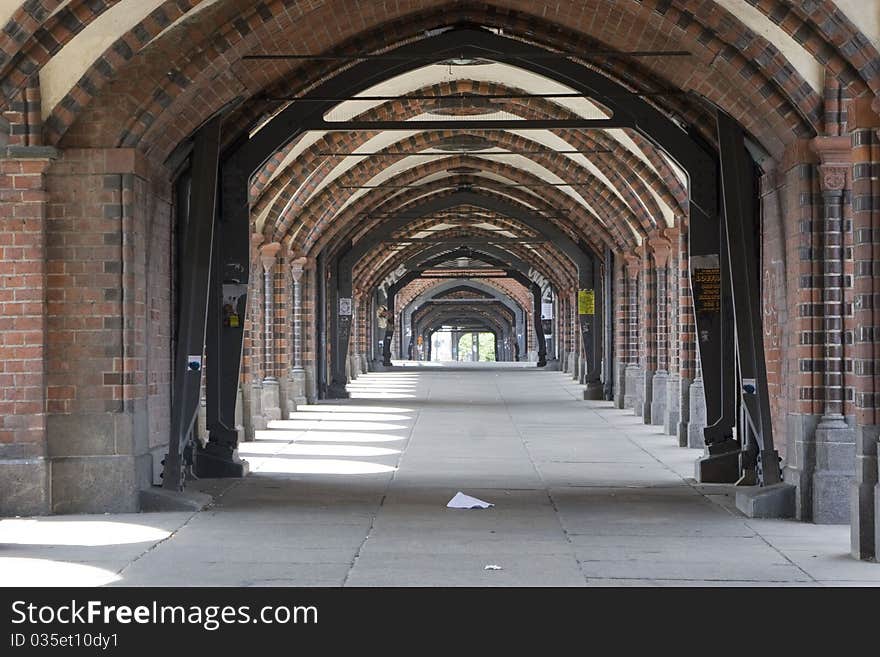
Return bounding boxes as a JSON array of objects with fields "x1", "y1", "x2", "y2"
[
  {"x1": 164, "y1": 116, "x2": 221, "y2": 490},
  {"x1": 716, "y1": 110, "x2": 781, "y2": 486},
  {"x1": 197, "y1": 152, "x2": 251, "y2": 477}
]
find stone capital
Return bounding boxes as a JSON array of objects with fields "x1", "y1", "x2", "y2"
[
  {"x1": 251, "y1": 232, "x2": 265, "y2": 252},
  {"x1": 260, "y1": 242, "x2": 281, "y2": 272},
  {"x1": 817, "y1": 163, "x2": 849, "y2": 194},
  {"x1": 648, "y1": 236, "x2": 672, "y2": 267},
  {"x1": 623, "y1": 254, "x2": 640, "y2": 279},
  {"x1": 809, "y1": 136, "x2": 850, "y2": 195},
  {"x1": 289, "y1": 256, "x2": 308, "y2": 281}
]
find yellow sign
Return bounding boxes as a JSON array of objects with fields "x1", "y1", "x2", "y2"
[{"x1": 578, "y1": 289, "x2": 595, "y2": 315}]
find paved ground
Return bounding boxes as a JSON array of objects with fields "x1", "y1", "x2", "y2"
[{"x1": 2, "y1": 365, "x2": 879, "y2": 586}]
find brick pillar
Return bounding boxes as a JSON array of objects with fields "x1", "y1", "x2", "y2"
[
  {"x1": 349, "y1": 287, "x2": 361, "y2": 380},
  {"x1": 635, "y1": 245, "x2": 655, "y2": 423},
  {"x1": 663, "y1": 227, "x2": 681, "y2": 437},
  {"x1": 260, "y1": 242, "x2": 282, "y2": 421},
  {"x1": 42, "y1": 148, "x2": 172, "y2": 513},
  {"x1": 649, "y1": 235, "x2": 672, "y2": 426},
  {"x1": 781, "y1": 142, "x2": 823, "y2": 521},
  {"x1": 288, "y1": 256, "x2": 308, "y2": 405},
  {"x1": 849, "y1": 98, "x2": 880, "y2": 559},
  {"x1": 623, "y1": 255, "x2": 640, "y2": 409},
  {"x1": 0, "y1": 146, "x2": 56, "y2": 515},
  {"x1": 811, "y1": 136, "x2": 856, "y2": 524},
  {"x1": 245, "y1": 233, "x2": 266, "y2": 437},
  {"x1": 677, "y1": 226, "x2": 696, "y2": 446},
  {"x1": 613, "y1": 257, "x2": 628, "y2": 408},
  {"x1": 571, "y1": 288, "x2": 580, "y2": 381}
]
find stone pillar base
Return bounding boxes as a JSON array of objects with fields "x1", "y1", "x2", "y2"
[
  {"x1": 812, "y1": 420, "x2": 855, "y2": 524},
  {"x1": 261, "y1": 379, "x2": 282, "y2": 422},
  {"x1": 0, "y1": 457, "x2": 50, "y2": 516},
  {"x1": 639, "y1": 368, "x2": 654, "y2": 424},
  {"x1": 664, "y1": 373, "x2": 680, "y2": 437},
  {"x1": 613, "y1": 361, "x2": 627, "y2": 408},
  {"x1": 349, "y1": 354, "x2": 361, "y2": 380},
  {"x1": 676, "y1": 376, "x2": 692, "y2": 447},
  {"x1": 623, "y1": 364, "x2": 640, "y2": 409},
  {"x1": 52, "y1": 454, "x2": 142, "y2": 513},
  {"x1": 850, "y1": 425, "x2": 878, "y2": 560},
  {"x1": 650, "y1": 370, "x2": 668, "y2": 426},
  {"x1": 250, "y1": 382, "x2": 267, "y2": 432},
  {"x1": 289, "y1": 369, "x2": 308, "y2": 406},
  {"x1": 784, "y1": 414, "x2": 819, "y2": 521},
  {"x1": 578, "y1": 357, "x2": 586, "y2": 384},
  {"x1": 687, "y1": 378, "x2": 707, "y2": 449}
]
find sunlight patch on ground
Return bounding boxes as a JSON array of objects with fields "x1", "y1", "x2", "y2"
[
  {"x1": 247, "y1": 456, "x2": 397, "y2": 475},
  {"x1": 279, "y1": 443, "x2": 401, "y2": 457},
  {"x1": 287, "y1": 411, "x2": 411, "y2": 421},
  {"x1": 0, "y1": 558, "x2": 121, "y2": 587},
  {"x1": 0, "y1": 520, "x2": 171, "y2": 547},
  {"x1": 281, "y1": 430, "x2": 407, "y2": 443},
  {"x1": 296, "y1": 404, "x2": 414, "y2": 413},
  {"x1": 267, "y1": 419, "x2": 407, "y2": 431}
]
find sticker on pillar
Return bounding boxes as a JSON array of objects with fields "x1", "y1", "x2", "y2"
[
  {"x1": 690, "y1": 254, "x2": 721, "y2": 315},
  {"x1": 578, "y1": 289, "x2": 595, "y2": 315},
  {"x1": 742, "y1": 378, "x2": 757, "y2": 395},
  {"x1": 187, "y1": 356, "x2": 202, "y2": 372},
  {"x1": 222, "y1": 283, "x2": 247, "y2": 328},
  {"x1": 339, "y1": 297, "x2": 352, "y2": 316}
]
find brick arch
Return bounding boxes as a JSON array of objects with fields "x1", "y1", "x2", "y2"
[
  {"x1": 355, "y1": 223, "x2": 575, "y2": 295},
  {"x1": 434, "y1": 286, "x2": 497, "y2": 300},
  {"x1": 352, "y1": 209, "x2": 578, "y2": 292},
  {"x1": 346, "y1": 195, "x2": 583, "y2": 293},
  {"x1": 248, "y1": 80, "x2": 681, "y2": 230},
  {"x1": 0, "y1": 0, "x2": 121, "y2": 108},
  {"x1": 312, "y1": 170, "x2": 637, "y2": 282},
  {"x1": 275, "y1": 148, "x2": 647, "y2": 261},
  {"x1": 308, "y1": 172, "x2": 627, "y2": 286},
  {"x1": 269, "y1": 131, "x2": 650, "y2": 251},
  {"x1": 49, "y1": 0, "x2": 858, "y2": 163}
]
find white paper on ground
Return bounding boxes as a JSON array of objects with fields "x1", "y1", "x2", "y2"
[
  {"x1": 447, "y1": 491, "x2": 494, "y2": 509},
  {"x1": 484, "y1": 564, "x2": 503, "y2": 571}
]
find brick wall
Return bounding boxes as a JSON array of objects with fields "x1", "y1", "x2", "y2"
[{"x1": 44, "y1": 148, "x2": 172, "y2": 512}]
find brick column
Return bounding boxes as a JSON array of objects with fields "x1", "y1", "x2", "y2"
[
  {"x1": 245, "y1": 233, "x2": 265, "y2": 436},
  {"x1": 613, "y1": 257, "x2": 628, "y2": 408},
  {"x1": 41, "y1": 148, "x2": 172, "y2": 513},
  {"x1": 623, "y1": 255, "x2": 640, "y2": 409},
  {"x1": 635, "y1": 245, "x2": 655, "y2": 423},
  {"x1": 649, "y1": 235, "x2": 672, "y2": 426},
  {"x1": 849, "y1": 98, "x2": 880, "y2": 558},
  {"x1": 663, "y1": 227, "x2": 681, "y2": 438},
  {"x1": 677, "y1": 226, "x2": 697, "y2": 446},
  {"x1": 0, "y1": 146, "x2": 56, "y2": 515},
  {"x1": 780, "y1": 141, "x2": 823, "y2": 521},
  {"x1": 288, "y1": 256, "x2": 308, "y2": 405},
  {"x1": 811, "y1": 136, "x2": 856, "y2": 524},
  {"x1": 259, "y1": 242, "x2": 282, "y2": 421}
]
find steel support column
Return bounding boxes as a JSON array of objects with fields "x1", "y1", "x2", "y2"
[
  {"x1": 197, "y1": 156, "x2": 251, "y2": 478},
  {"x1": 715, "y1": 110, "x2": 781, "y2": 485},
  {"x1": 163, "y1": 116, "x2": 221, "y2": 490}
]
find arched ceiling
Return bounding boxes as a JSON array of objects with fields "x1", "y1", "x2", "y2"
[{"x1": 2, "y1": 0, "x2": 878, "y2": 320}]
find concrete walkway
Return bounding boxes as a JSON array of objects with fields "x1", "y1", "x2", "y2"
[{"x1": 2, "y1": 365, "x2": 878, "y2": 586}]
